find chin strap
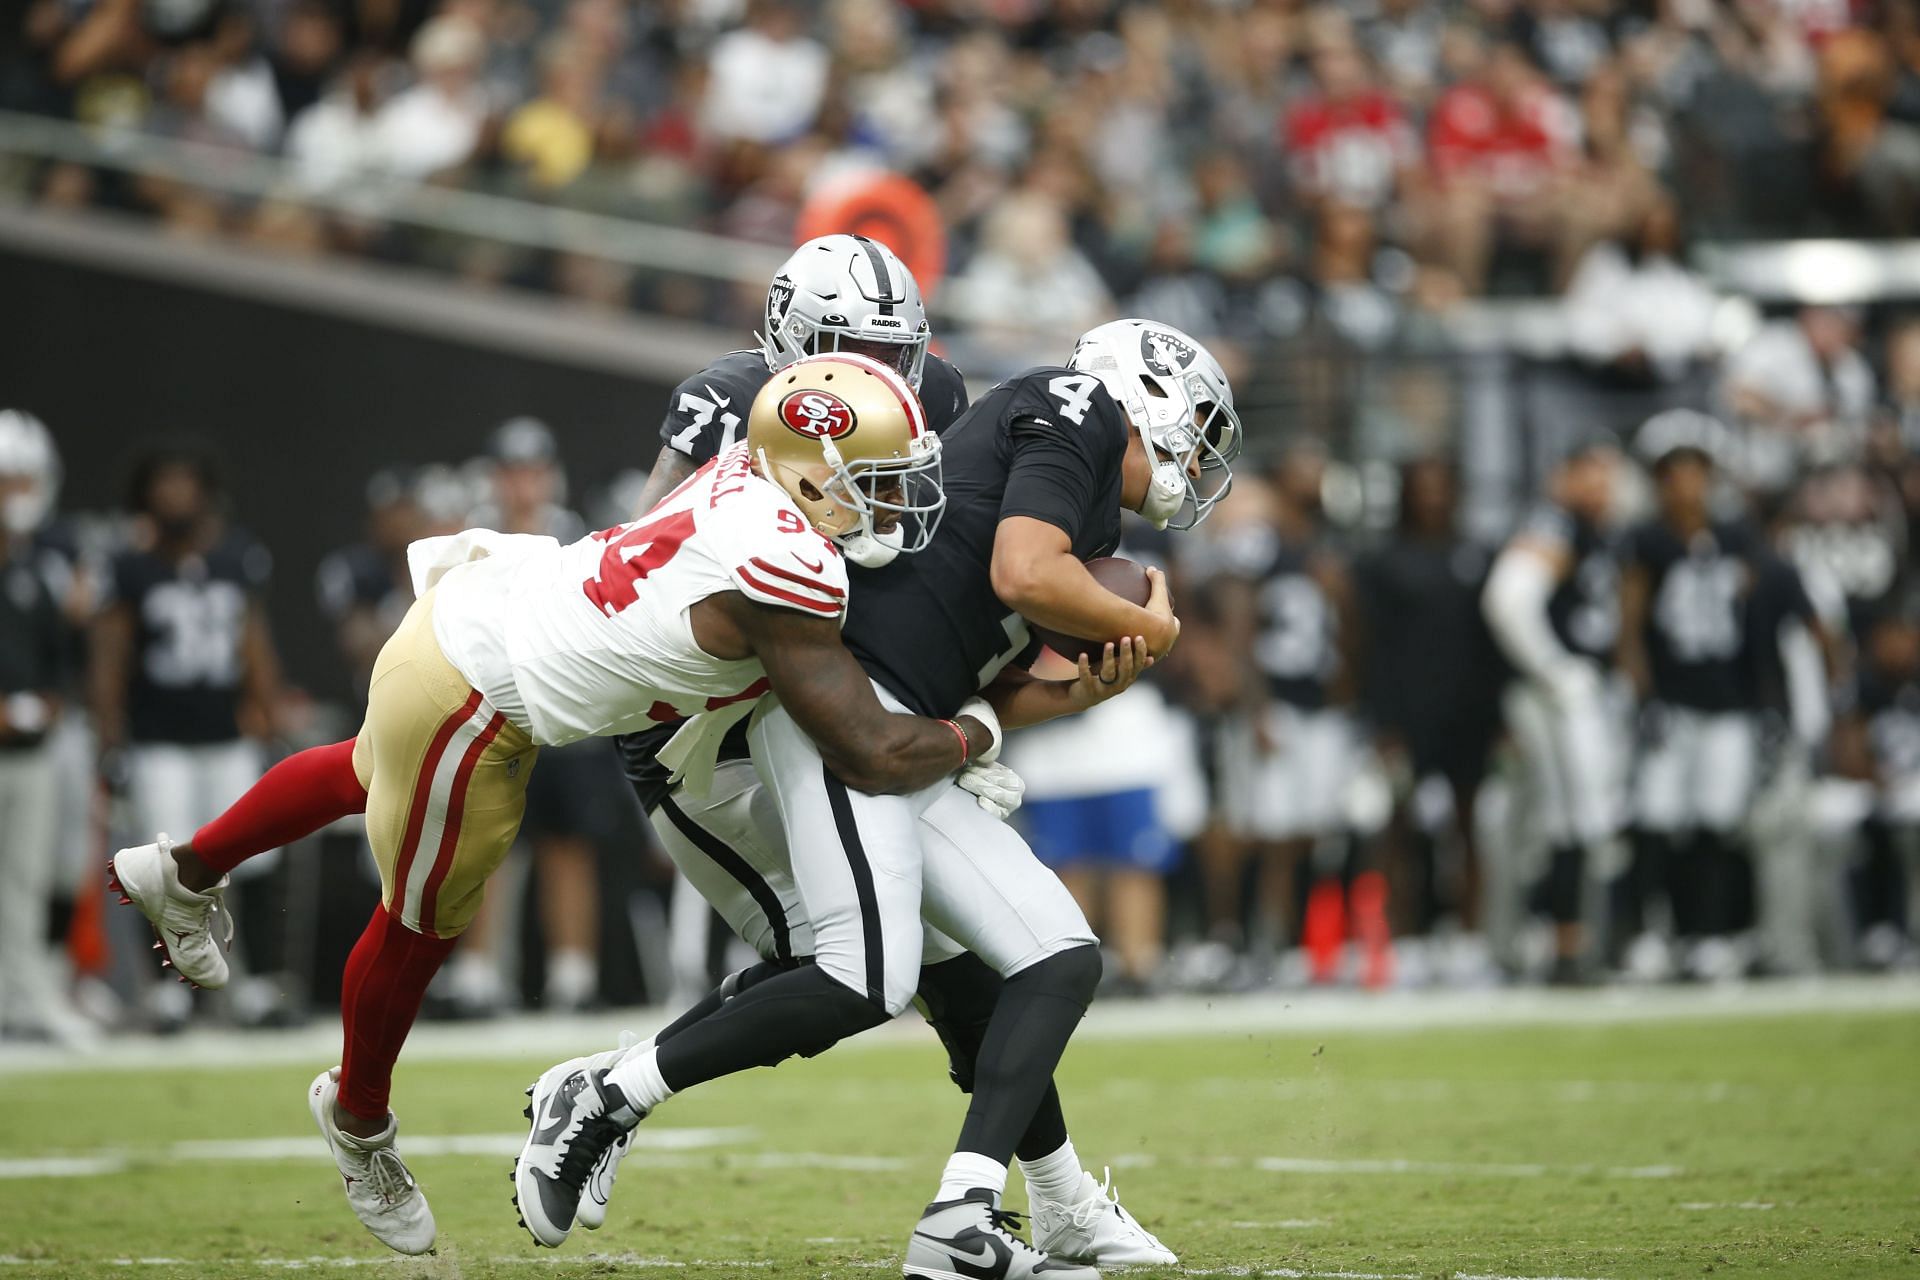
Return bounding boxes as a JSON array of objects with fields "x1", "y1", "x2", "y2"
[{"x1": 839, "y1": 526, "x2": 903, "y2": 568}]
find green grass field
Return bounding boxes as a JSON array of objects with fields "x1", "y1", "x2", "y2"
[{"x1": 2, "y1": 994, "x2": 1917, "y2": 1280}]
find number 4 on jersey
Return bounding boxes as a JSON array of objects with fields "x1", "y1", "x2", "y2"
[
  {"x1": 583, "y1": 507, "x2": 695, "y2": 615},
  {"x1": 1048, "y1": 374, "x2": 1100, "y2": 426}
]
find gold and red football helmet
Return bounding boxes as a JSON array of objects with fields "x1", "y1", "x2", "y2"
[{"x1": 747, "y1": 353, "x2": 945, "y2": 567}]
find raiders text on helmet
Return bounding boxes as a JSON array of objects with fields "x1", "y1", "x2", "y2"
[
  {"x1": 747, "y1": 353, "x2": 945, "y2": 568},
  {"x1": 759, "y1": 235, "x2": 932, "y2": 390},
  {"x1": 1069, "y1": 319, "x2": 1241, "y2": 530}
]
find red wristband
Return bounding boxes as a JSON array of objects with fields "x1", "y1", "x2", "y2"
[{"x1": 940, "y1": 718, "x2": 970, "y2": 765}]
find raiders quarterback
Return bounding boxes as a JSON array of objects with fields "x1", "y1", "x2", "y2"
[
  {"x1": 600, "y1": 237, "x2": 1178, "y2": 1271},
  {"x1": 517, "y1": 318, "x2": 1237, "y2": 1280},
  {"x1": 108, "y1": 355, "x2": 982, "y2": 1255}
]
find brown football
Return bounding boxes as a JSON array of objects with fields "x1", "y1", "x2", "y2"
[{"x1": 1028, "y1": 557, "x2": 1153, "y2": 663}]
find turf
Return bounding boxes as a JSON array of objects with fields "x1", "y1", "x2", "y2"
[{"x1": 2, "y1": 1007, "x2": 1917, "y2": 1279}]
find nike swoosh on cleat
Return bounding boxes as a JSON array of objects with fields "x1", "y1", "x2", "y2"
[
  {"x1": 912, "y1": 1231, "x2": 1008, "y2": 1279},
  {"x1": 530, "y1": 1079, "x2": 580, "y2": 1146}
]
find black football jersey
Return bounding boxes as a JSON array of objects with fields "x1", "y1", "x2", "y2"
[
  {"x1": 840, "y1": 366, "x2": 1128, "y2": 718},
  {"x1": 0, "y1": 547, "x2": 63, "y2": 751},
  {"x1": 620, "y1": 348, "x2": 971, "y2": 810},
  {"x1": 655, "y1": 349, "x2": 971, "y2": 467},
  {"x1": 1520, "y1": 502, "x2": 1619, "y2": 662},
  {"x1": 111, "y1": 531, "x2": 269, "y2": 744},
  {"x1": 1859, "y1": 668, "x2": 1920, "y2": 779},
  {"x1": 1626, "y1": 518, "x2": 1759, "y2": 712},
  {"x1": 1230, "y1": 528, "x2": 1341, "y2": 711}
]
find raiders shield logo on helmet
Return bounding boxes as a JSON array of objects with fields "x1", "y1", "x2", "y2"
[
  {"x1": 779, "y1": 388, "x2": 857, "y2": 440},
  {"x1": 1140, "y1": 329, "x2": 1198, "y2": 376},
  {"x1": 766, "y1": 276, "x2": 796, "y2": 325}
]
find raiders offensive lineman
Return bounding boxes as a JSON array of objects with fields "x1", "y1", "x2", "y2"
[
  {"x1": 599, "y1": 238, "x2": 1174, "y2": 1267},
  {"x1": 518, "y1": 319, "x2": 1235, "y2": 1280},
  {"x1": 110, "y1": 357, "x2": 985, "y2": 1255},
  {"x1": 1483, "y1": 441, "x2": 1626, "y2": 982},
  {"x1": 1617, "y1": 413, "x2": 1769, "y2": 979}
]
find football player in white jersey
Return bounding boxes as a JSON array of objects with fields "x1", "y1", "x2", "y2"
[{"x1": 108, "y1": 355, "x2": 996, "y2": 1255}]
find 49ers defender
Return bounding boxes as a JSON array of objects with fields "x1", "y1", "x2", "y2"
[{"x1": 107, "y1": 355, "x2": 975, "y2": 1254}]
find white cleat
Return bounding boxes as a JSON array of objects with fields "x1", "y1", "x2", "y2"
[
  {"x1": 575, "y1": 1030, "x2": 647, "y2": 1231},
  {"x1": 308, "y1": 1068, "x2": 436, "y2": 1255},
  {"x1": 514, "y1": 1056, "x2": 645, "y2": 1247},
  {"x1": 1032, "y1": 1169, "x2": 1176, "y2": 1267},
  {"x1": 108, "y1": 835, "x2": 231, "y2": 990},
  {"x1": 904, "y1": 1188, "x2": 1100, "y2": 1279}
]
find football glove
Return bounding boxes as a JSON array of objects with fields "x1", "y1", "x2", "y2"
[{"x1": 956, "y1": 760, "x2": 1025, "y2": 820}]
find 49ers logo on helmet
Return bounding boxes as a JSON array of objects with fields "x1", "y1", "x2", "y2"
[{"x1": 778, "y1": 389, "x2": 857, "y2": 440}]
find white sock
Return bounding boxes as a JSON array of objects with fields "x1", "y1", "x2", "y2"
[
  {"x1": 1018, "y1": 1138, "x2": 1085, "y2": 1206},
  {"x1": 937, "y1": 1151, "x2": 1009, "y2": 1203},
  {"x1": 545, "y1": 948, "x2": 597, "y2": 1007},
  {"x1": 604, "y1": 1045, "x2": 674, "y2": 1115}
]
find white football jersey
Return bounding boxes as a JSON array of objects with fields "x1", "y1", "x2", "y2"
[{"x1": 428, "y1": 444, "x2": 849, "y2": 747}]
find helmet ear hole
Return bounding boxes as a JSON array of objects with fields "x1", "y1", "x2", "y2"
[{"x1": 797, "y1": 477, "x2": 827, "y2": 502}]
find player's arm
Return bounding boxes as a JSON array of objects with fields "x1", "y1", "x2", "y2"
[
  {"x1": 1483, "y1": 534, "x2": 1577, "y2": 685},
  {"x1": 1617, "y1": 560, "x2": 1652, "y2": 698},
  {"x1": 239, "y1": 601, "x2": 285, "y2": 735},
  {"x1": 991, "y1": 518, "x2": 1179, "y2": 656},
  {"x1": 89, "y1": 600, "x2": 134, "y2": 752},
  {"x1": 984, "y1": 636, "x2": 1152, "y2": 729},
  {"x1": 1319, "y1": 554, "x2": 1360, "y2": 706},
  {"x1": 630, "y1": 448, "x2": 699, "y2": 519},
  {"x1": 719, "y1": 594, "x2": 992, "y2": 794}
]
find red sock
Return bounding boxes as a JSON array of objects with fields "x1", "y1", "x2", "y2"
[
  {"x1": 191, "y1": 739, "x2": 368, "y2": 874},
  {"x1": 337, "y1": 903, "x2": 458, "y2": 1123}
]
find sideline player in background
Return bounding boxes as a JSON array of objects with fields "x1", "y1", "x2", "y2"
[
  {"x1": 598, "y1": 237, "x2": 1171, "y2": 1268},
  {"x1": 1617, "y1": 413, "x2": 1768, "y2": 980},
  {"x1": 108, "y1": 357, "x2": 980, "y2": 1255},
  {"x1": 520, "y1": 319, "x2": 1232, "y2": 1280},
  {"x1": 1215, "y1": 440, "x2": 1361, "y2": 981},
  {"x1": 91, "y1": 444, "x2": 287, "y2": 1029},
  {"x1": 1484, "y1": 440, "x2": 1626, "y2": 982}
]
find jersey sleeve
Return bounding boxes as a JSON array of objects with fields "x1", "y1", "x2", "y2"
[
  {"x1": 706, "y1": 488, "x2": 850, "y2": 620},
  {"x1": 658, "y1": 363, "x2": 752, "y2": 466},
  {"x1": 921, "y1": 355, "x2": 971, "y2": 434},
  {"x1": 998, "y1": 372, "x2": 1127, "y2": 545}
]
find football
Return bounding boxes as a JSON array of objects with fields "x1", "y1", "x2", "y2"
[{"x1": 1028, "y1": 556, "x2": 1153, "y2": 662}]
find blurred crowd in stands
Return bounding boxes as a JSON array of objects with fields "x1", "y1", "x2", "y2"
[{"x1": 8, "y1": 0, "x2": 1920, "y2": 339}]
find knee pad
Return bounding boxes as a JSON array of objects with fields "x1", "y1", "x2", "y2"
[
  {"x1": 917, "y1": 954, "x2": 1004, "y2": 1094},
  {"x1": 1011, "y1": 943, "x2": 1102, "y2": 1010}
]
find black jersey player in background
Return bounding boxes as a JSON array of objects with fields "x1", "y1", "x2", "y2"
[
  {"x1": 1484, "y1": 440, "x2": 1626, "y2": 982},
  {"x1": 1617, "y1": 413, "x2": 1781, "y2": 981},
  {"x1": 1214, "y1": 439, "x2": 1363, "y2": 980},
  {"x1": 1359, "y1": 456, "x2": 1506, "y2": 979},
  {"x1": 524, "y1": 319, "x2": 1234, "y2": 1279},
  {"x1": 90, "y1": 443, "x2": 288, "y2": 1027}
]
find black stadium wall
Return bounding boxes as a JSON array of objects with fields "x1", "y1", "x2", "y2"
[{"x1": 4, "y1": 236, "x2": 702, "y2": 702}]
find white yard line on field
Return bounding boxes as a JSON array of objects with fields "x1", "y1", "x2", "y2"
[
  {"x1": 3, "y1": 975, "x2": 1915, "y2": 1077},
  {"x1": 1255, "y1": 1156, "x2": 1681, "y2": 1179}
]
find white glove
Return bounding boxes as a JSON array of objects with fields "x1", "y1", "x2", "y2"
[
  {"x1": 956, "y1": 760, "x2": 1025, "y2": 820},
  {"x1": 955, "y1": 696, "x2": 1003, "y2": 764}
]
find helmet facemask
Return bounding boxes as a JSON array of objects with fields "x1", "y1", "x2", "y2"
[{"x1": 763, "y1": 435, "x2": 945, "y2": 568}]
